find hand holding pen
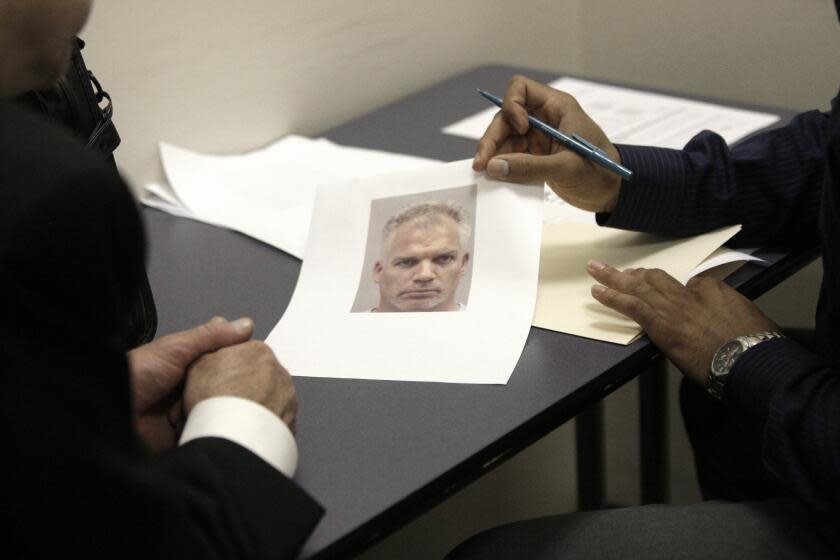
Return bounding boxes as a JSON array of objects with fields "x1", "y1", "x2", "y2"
[{"x1": 473, "y1": 74, "x2": 627, "y2": 214}]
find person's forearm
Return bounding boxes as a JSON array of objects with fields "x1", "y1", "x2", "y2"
[
  {"x1": 159, "y1": 438, "x2": 323, "y2": 558},
  {"x1": 727, "y1": 338, "x2": 840, "y2": 520},
  {"x1": 599, "y1": 110, "x2": 830, "y2": 246}
]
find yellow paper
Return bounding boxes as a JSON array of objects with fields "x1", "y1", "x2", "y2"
[{"x1": 534, "y1": 223, "x2": 741, "y2": 344}]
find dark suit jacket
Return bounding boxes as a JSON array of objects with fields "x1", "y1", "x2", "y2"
[
  {"x1": 0, "y1": 101, "x2": 323, "y2": 558},
  {"x1": 601, "y1": 103, "x2": 840, "y2": 522}
]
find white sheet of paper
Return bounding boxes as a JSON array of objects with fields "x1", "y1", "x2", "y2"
[
  {"x1": 141, "y1": 188, "x2": 196, "y2": 219},
  {"x1": 144, "y1": 181, "x2": 184, "y2": 208},
  {"x1": 443, "y1": 77, "x2": 779, "y2": 149},
  {"x1": 266, "y1": 159, "x2": 543, "y2": 384},
  {"x1": 686, "y1": 247, "x2": 767, "y2": 281},
  {"x1": 155, "y1": 136, "x2": 441, "y2": 258},
  {"x1": 534, "y1": 223, "x2": 741, "y2": 344}
]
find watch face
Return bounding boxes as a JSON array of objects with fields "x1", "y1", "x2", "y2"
[{"x1": 711, "y1": 340, "x2": 745, "y2": 376}]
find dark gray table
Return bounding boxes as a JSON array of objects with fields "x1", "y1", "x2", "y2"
[{"x1": 143, "y1": 65, "x2": 808, "y2": 558}]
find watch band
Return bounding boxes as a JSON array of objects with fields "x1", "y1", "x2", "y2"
[{"x1": 707, "y1": 331, "x2": 783, "y2": 400}]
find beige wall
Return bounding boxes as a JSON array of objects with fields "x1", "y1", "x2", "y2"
[
  {"x1": 83, "y1": 1, "x2": 840, "y2": 193},
  {"x1": 576, "y1": 0, "x2": 840, "y2": 111},
  {"x1": 80, "y1": 1, "x2": 579, "y2": 192}
]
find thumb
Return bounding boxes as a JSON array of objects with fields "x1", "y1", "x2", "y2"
[
  {"x1": 485, "y1": 152, "x2": 568, "y2": 184},
  {"x1": 157, "y1": 316, "x2": 254, "y2": 369}
]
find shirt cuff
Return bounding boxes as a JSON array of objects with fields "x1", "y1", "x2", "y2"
[
  {"x1": 179, "y1": 396, "x2": 298, "y2": 478},
  {"x1": 596, "y1": 144, "x2": 688, "y2": 233}
]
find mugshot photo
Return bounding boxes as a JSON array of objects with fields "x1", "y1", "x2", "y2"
[{"x1": 351, "y1": 184, "x2": 477, "y2": 313}]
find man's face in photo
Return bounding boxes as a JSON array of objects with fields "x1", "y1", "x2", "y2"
[{"x1": 373, "y1": 216, "x2": 469, "y2": 312}]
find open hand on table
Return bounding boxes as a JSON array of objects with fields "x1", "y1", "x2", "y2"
[{"x1": 586, "y1": 260, "x2": 778, "y2": 384}]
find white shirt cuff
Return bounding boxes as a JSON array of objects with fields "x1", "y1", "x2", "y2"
[{"x1": 179, "y1": 396, "x2": 298, "y2": 478}]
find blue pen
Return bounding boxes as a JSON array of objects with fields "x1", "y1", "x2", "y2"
[{"x1": 477, "y1": 89, "x2": 633, "y2": 181}]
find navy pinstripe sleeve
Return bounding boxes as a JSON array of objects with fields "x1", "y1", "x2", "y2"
[
  {"x1": 726, "y1": 339, "x2": 840, "y2": 520},
  {"x1": 597, "y1": 110, "x2": 830, "y2": 247},
  {"x1": 592, "y1": 106, "x2": 840, "y2": 521}
]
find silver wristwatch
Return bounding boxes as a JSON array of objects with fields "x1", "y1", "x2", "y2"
[{"x1": 708, "y1": 331, "x2": 783, "y2": 400}]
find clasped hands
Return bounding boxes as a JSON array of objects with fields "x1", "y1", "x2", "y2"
[
  {"x1": 128, "y1": 317, "x2": 297, "y2": 453},
  {"x1": 475, "y1": 75, "x2": 777, "y2": 385}
]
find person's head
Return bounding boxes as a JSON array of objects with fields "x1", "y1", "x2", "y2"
[
  {"x1": 373, "y1": 201, "x2": 471, "y2": 312},
  {"x1": 0, "y1": 0, "x2": 93, "y2": 97}
]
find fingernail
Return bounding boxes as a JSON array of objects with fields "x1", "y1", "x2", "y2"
[
  {"x1": 587, "y1": 260, "x2": 606, "y2": 272},
  {"x1": 209, "y1": 316, "x2": 227, "y2": 324},
  {"x1": 591, "y1": 284, "x2": 606, "y2": 296},
  {"x1": 487, "y1": 158, "x2": 509, "y2": 177},
  {"x1": 232, "y1": 317, "x2": 253, "y2": 334}
]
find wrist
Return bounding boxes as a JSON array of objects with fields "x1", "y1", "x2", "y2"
[
  {"x1": 707, "y1": 331, "x2": 784, "y2": 400},
  {"x1": 600, "y1": 176, "x2": 622, "y2": 214},
  {"x1": 600, "y1": 145, "x2": 623, "y2": 213}
]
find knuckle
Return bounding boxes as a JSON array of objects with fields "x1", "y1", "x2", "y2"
[
  {"x1": 493, "y1": 110, "x2": 511, "y2": 128},
  {"x1": 625, "y1": 275, "x2": 645, "y2": 293},
  {"x1": 626, "y1": 298, "x2": 647, "y2": 317},
  {"x1": 637, "y1": 268, "x2": 653, "y2": 278},
  {"x1": 509, "y1": 74, "x2": 528, "y2": 87},
  {"x1": 195, "y1": 323, "x2": 213, "y2": 338},
  {"x1": 594, "y1": 264, "x2": 616, "y2": 284},
  {"x1": 546, "y1": 95, "x2": 567, "y2": 114},
  {"x1": 478, "y1": 137, "x2": 496, "y2": 151},
  {"x1": 197, "y1": 321, "x2": 224, "y2": 342},
  {"x1": 649, "y1": 268, "x2": 669, "y2": 282},
  {"x1": 639, "y1": 269, "x2": 663, "y2": 286},
  {"x1": 687, "y1": 275, "x2": 716, "y2": 291},
  {"x1": 636, "y1": 268, "x2": 654, "y2": 282},
  {"x1": 552, "y1": 90, "x2": 578, "y2": 111},
  {"x1": 161, "y1": 341, "x2": 193, "y2": 367},
  {"x1": 599, "y1": 287, "x2": 616, "y2": 305},
  {"x1": 250, "y1": 340, "x2": 274, "y2": 359}
]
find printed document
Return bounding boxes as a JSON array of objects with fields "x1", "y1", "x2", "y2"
[
  {"x1": 266, "y1": 160, "x2": 543, "y2": 384},
  {"x1": 142, "y1": 136, "x2": 440, "y2": 259},
  {"x1": 443, "y1": 77, "x2": 779, "y2": 149},
  {"x1": 534, "y1": 223, "x2": 745, "y2": 344}
]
